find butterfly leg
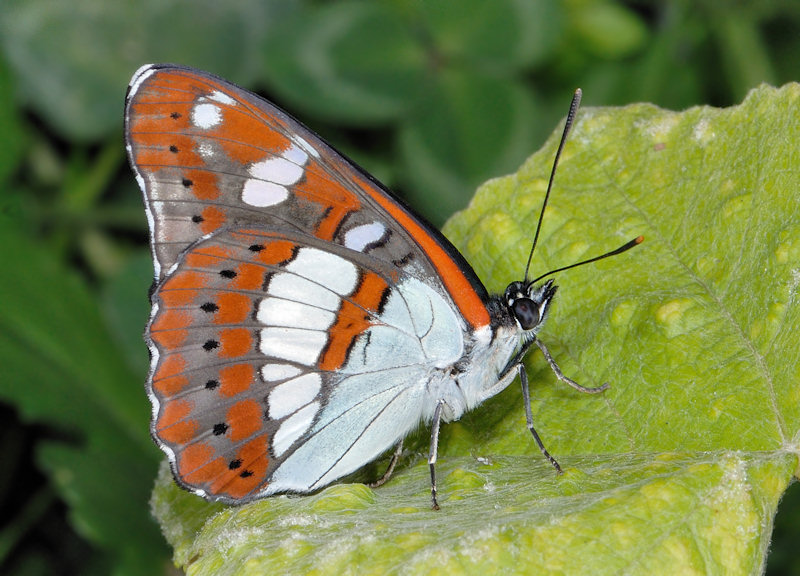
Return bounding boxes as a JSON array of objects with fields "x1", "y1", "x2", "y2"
[
  {"x1": 368, "y1": 440, "x2": 404, "y2": 489},
  {"x1": 429, "y1": 399, "x2": 447, "y2": 510},
  {"x1": 534, "y1": 339, "x2": 609, "y2": 393},
  {"x1": 518, "y1": 363, "x2": 563, "y2": 474}
]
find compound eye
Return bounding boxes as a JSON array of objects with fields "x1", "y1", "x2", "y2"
[{"x1": 512, "y1": 298, "x2": 540, "y2": 330}]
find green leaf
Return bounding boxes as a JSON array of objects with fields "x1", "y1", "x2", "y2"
[
  {"x1": 399, "y1": 70, "x2": 540, "y2": 224},
  {"x1": 416, "y1": 0, "x2": 564, "y2": 72},
  {"x1": 0, "y1": 56, "x2": 26, "y2": 184},
  {"x1": 101, "y1": 250, "x2": 155, "y2": 376},
  {"x1": 0, "y1": 0, "x2": 281, "y2": 140},
  {"x1": 262, "y1": 2, "x2": 427, "y2": 124},
  {"x1": 151, "y1": 84, "x2": 799, "y2": 574},
  {"x1": 0, "y1": 223, "x2": 168, "y2": 574},
  {"x1": 568, "y1": 0, "x2": 648, "y2": 59},
  {"x1": 712, "y1": 10, "x2": 776, "y2": 101}
]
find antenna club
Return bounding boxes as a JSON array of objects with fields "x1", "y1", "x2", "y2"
[{"x1": 527, "y1": 234, "x2": 644, "y2": 286}]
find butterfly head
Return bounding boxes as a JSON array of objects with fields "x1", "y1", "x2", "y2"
[{"x1": 504, "y1": 278, "x2": 557, "y2": 333}]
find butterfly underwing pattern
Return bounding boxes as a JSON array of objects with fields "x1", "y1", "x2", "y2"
[{"x1": 125, "y1": 64, "x2": 641, "y2": 508}]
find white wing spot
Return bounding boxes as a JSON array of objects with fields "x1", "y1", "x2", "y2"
[
  {"x1": 268, "y1": 374, "x2": 321, "y2": 420},
  {"x1": 286, "y1": 248, "x2": 358, "y2": 296},
  {"x1": 208, "y1": 90, "x2": 236, "y2": 105},
  {"x1": 267, "y1": 273, "x2": 342, "y2": 312},
  {"x1": 344, "y1": 222, "x2": 387, "y2": 252},
  {"x1": 242, "y1": 179, "x2": 289, "y2": 207},
  {"x1": 284, "y1": 143, "x2": 309, "y2": 165},
  {"x1": 261, "y1": 363, "x2": 302, "y2": 382},
  {"x1": 197, "y1": 141, "x2": 214, "y2": 158},
  {"x1": 258, "y1": 297, "x2": 336, "y2": 330},
  {"x1": 249, "y1": 155, "x2": 304, "y2": 185},
  {"x1": 260, "y1": 327, "x2": 327, "y2": 365},
  {"x1": 241, "y1": 143, "x2": 308, "y2": 207},
  {"x1": 273, "y1": 401, "x2": 319, "y2": 457},
  {"x1": 191, "y1": 102, "x2": 222, "y2": 129},
  {"x1": 293, "y1": 135, "x2": 320, "y2": 158}
]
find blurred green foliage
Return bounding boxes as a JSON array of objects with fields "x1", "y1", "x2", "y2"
[{"x1": 0, "y1": 1, "x2": 798, "y2": 575}]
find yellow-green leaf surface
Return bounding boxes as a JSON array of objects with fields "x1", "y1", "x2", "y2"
[{"x1": 151, "y1": 84, "x2": 800, "y2": 575}]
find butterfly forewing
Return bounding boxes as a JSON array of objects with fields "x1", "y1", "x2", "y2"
[
  {"x1": 125, "y1": 65, "x2": 487, "y2": 317},
  {"x1": 125, "y1": 65, "x2": 495, "y2": 502}
]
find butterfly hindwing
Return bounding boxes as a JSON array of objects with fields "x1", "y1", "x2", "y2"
[{"x1": 148, "y1": 227, "x2": 467, "y2": 501}]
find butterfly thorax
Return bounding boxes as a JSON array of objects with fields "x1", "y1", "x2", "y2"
[{"x1": 431, "y1": 278, "x2": 557, "y2": 422}]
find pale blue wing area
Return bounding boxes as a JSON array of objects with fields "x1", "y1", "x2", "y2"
[
  {"x1": 264, "y1": 276, "x2": 466, "y2": 494},
  {"x1": 336, "y1": 276, "x2": 465, "y2": 375},
  {"x1": 267, "y1": 366, "x2": 428, "y2": 493}
]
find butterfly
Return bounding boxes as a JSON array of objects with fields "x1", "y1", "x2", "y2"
[{"x1": 125, "y1": 64, "x2": 641, "y2": 509}]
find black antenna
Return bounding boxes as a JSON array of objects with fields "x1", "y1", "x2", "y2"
[
  {"x1": 523, "y1": 88, "x2": 583, "y2": 282},
  {"x1": 529, "y1": 236, "x2": 644, "y2": 285}
]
